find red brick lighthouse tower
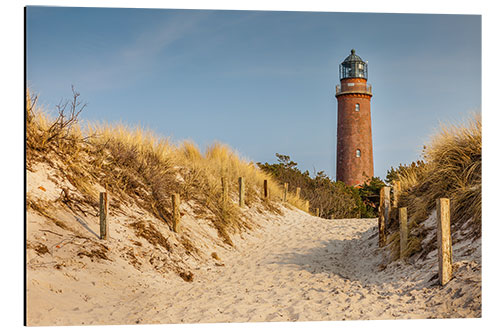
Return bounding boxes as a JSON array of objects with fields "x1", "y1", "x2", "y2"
[{"x1": 335, "y1": 49, "x2": 374, "y2": 186}]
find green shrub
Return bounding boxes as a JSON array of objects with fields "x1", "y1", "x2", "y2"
[{"x1": 258, "y1": 154, "x2": 366, "y2": 218}]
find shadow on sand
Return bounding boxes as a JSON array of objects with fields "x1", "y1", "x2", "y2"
[
  {"x1": 74, "y1": 214, "x2": 100, "y2": 239},
  {"x1": 271, "y1": 225, "x2": 438, "y2": 291}
]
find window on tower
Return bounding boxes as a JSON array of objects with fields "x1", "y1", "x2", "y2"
[
  {"x1": 355, "y1": 103, "x2": 360, "y2": 112},
  {"x1": 356, "y1": 149, "x2": 361, "y2": 158}
]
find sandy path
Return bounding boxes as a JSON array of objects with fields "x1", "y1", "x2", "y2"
[
  {"x1": 112, "y1": 209, "x2": 479, "y2": 324},
  {"x1": 27, "y1": 208, "x2": 480, "y2": 325},
  {"x1": 169, "y1": 215, "x2": 383, "y2": 323}
]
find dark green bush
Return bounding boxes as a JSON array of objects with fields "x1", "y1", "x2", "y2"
[{"x1": 258, "y1": 154, "x2": 378, "y2": 218}]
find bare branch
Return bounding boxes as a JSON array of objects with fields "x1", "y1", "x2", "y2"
[{"x1": 43, "y1": 86, "x2": 87, "y2": 147}]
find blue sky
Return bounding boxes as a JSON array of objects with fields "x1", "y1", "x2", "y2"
[{"x1": 26, "y1": 7, "x2": 481, "y2": 180}]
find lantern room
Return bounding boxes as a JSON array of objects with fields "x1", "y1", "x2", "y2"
[{"x1": 339, "y1": 49, "x2": 368, "y2": 80}]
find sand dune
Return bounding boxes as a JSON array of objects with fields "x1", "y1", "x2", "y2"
[{"x1": 27, "y1": 204, "x2": 480, "y2": 325}]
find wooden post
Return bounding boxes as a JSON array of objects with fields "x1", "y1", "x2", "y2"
[
  {"x1": 383, "y1": 186, "x2": 391, "y2": 224},
  {"x1": 238, "y1": 177, "x2": 245, "y2": 208},
  {"x1": 221, "y1": 177, "x2": 228, "y2": 203},
  {"x1": 99, "y1": 192, "x2": 108, "y2": 240},
  {"x1": 305, "y1": 200, "x2": 310, "y2": 213},
  {"x1": 315, "y1": 207, "x2": 320, "y2": 217},
  {"x1": 172, "y1": 193, "x2": 180, "y2": 233},
  {"x1": 378, "y1": 186, "x2": 391, "y2": 247},
  {"x1": 437, "y1": 198, "x2": 452, "y2": 285},
  {"x1": 263, "y1": 179, "x2": 269, "y2": 199},
  {"x1": 296, "y1": 187, "x2": 301, "y2": 198},
  {"x1": 399, "y1": 207, "x2": 408, "y2": 258},
  {"x1": 283, "y1": 183, "x2": 288, "y2": 202},
  {"x1": 393, "y1": 180, "x2": 401, "y2": 208}
]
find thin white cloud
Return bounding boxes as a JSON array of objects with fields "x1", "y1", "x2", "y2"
[
  {"x1": 120, "y1": 11, "x2": 210, "y2": 62},
  {"x1": 61, "y1": 11, "x2": 211, "y2": 91}
]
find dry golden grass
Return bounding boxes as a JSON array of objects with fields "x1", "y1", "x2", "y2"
[
  {"x1": 285, "y1": 191, "x2": 310, "y2": 212},
  {"x1": 26, "y1": 90, "x2": 306, "y2": 246},
  {"x1": 390, "y1": 113, "x2": 481, "y2": 259},
  {"x1": 422, "y1": 114, "x2": 481, "y2": 228}
]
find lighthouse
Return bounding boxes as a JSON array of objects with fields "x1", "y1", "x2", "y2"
[{"x1": 335, "y1": 49, "x2": 374, "y2": 186}]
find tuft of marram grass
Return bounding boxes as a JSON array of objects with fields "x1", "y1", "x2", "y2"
[
  {"x1": 390, "y1": 113, "x2": 481, "y2": 259},
  {"x1": 285, "y1": 192, "x2": 310, "y2": 212},
  {"x1": 422, "y1": 113, "x2": 481, "y2": 231}
]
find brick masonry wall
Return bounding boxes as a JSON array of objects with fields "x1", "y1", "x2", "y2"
[{"x1": 336, "y1": 78, "x2": 374, "y2": 186}]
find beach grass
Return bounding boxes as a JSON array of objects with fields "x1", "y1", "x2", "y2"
[{"x1": 26, "y1": 89, "x2": 308, "y2": 245}]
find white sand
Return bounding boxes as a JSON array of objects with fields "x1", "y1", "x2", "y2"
[{"x1": 26, "y1": 164, "x2": 481, "y2": 326}]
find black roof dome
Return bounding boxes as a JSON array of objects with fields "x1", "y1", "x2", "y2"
[{"x1": 342, "y1": 49, "x2": 365, "y2": 65}]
